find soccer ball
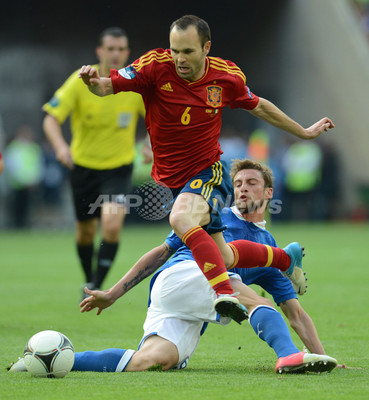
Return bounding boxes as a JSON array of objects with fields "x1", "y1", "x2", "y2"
[{"x1": 24, "y1": 330, "x2": 75, "y2": 378}]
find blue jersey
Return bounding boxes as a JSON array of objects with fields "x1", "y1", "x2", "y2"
[{"x1": 150, "y1": 207, "x2": 297, "y2": 306}]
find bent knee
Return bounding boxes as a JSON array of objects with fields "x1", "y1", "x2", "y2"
[
  {"x1": 169, "y1": 210, "x2": 183, "y2": 231},
  {"x1": 169, "y1": 195, "x2": 210, "y2": 236},
  {"x1": 169, "y1": 211, "x2": 196, "y2": 237},
  {"x1": 127, "y1": 351, "x2": 177, "y2": 372}
]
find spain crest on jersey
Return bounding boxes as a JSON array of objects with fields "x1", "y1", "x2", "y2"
[{"x1": 206, "y1": 86, "x2": 222, "y2": 107}]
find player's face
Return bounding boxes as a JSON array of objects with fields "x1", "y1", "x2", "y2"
[
  {"x1": 233, "y1": 169, "x2": 273, "y2": 215},
  {"x1": 97, "y1": 35, "x2": 130, "y2": 71},
  {"x1": 170, "y1": 25, "x2": 211, "y2": 81}
]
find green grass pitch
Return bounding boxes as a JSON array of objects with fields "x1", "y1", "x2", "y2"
[{"x1": 1, "y1": 222, "x2": 368, "y2": 399}]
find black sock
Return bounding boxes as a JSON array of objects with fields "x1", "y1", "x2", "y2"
[
  {"x1": 77, "y1": 244, "x2": 94, "y2": 283},
  {"x1": 94, "y1": 241, "x2": 119, "y2": 289}
]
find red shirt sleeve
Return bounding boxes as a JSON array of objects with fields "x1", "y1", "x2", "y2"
[
  {"x1": 229, "y1": 83, "x2": 259, "y2": 110},
  {"x1": 110, "y1": 66, "x2": 145, "y2": 94},
  {"x1": 110, "y1": 49, "x2": 166, "y2": 95}
]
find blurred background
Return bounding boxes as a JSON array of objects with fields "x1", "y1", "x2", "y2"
[{"x1": 1, "y1": 0, "x2": 369, "y2": 229}]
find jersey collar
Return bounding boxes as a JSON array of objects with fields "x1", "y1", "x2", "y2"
[{"x1": 230, "y1": 206, "x2": 267, "y2": 230}]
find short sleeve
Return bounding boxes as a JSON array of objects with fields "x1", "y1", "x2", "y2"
[
  {"x1": 42, "y1": 70, "x2": 80, "y2": 124},
  {"x1": 165, "y1": 230, "x2": 183, "y2": 250},
  {"x1": 230, "y1": 83, "x2": 259, "y2": 110}
]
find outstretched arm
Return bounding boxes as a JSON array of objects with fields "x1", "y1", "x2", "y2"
[
  {"x1": 79, "y1": 65, "x2": 114, "y2": 97},
  {"x1": 248, "y1": 97, "x2": 335, "y2": 140},
  {"x1": 80, "y1": 243, "x2": 174, "y2": 315}
]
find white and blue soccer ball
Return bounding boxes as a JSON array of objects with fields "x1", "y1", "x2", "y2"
[{"x1": 24, "y1": 330, "x2": 75, "y2": 378}]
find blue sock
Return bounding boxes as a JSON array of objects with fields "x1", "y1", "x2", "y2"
[
  {"x1": 72, "y1": 348, "x2": 135, "y2": 372},
  {"x1": 249, "y1": 305, "x2": 300, "y2": 358}
]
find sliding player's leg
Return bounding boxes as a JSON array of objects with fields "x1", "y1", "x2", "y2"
[
  {"x1": 70, "y1": 337, "x2": 177, "y2": 372},
  {"x1": 73, "y1": 348, "x2": 135, "y2": 372},
  {"x1": 126, "y1": 335, "x2": 179, "y2": 371},
  {"x1": 231, "y1": 279, "x2": 337, "y2": 374}
]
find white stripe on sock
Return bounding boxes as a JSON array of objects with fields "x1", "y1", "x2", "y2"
[
  {"x1": 248, "y1": 305, "x2": 277, "y2": 323},
  {"x1": 115, "y1": 349, "x2": 135, "y2": 372}
]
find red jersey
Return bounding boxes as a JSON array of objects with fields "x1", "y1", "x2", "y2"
[{"x1": 111, "y1": 49, "x2": 259, "y2": 188}]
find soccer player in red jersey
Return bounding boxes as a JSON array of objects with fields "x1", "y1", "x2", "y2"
[{"x1": 79, "y1": 15, "x2": 334, "y2": 324}]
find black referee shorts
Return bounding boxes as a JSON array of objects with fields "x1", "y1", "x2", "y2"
[{"x1": 69, "y1": 164, "x2": 133, "y2": 221}]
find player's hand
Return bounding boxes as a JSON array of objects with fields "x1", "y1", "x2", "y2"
[
  {"x1": 79, "y1": 65, "x2": 113, "y2": 96},
  {"x1": 79, "y1": 65, "x2": 100, "y2": 86},
  {"x1": 303, "y1": 117, "x2": 335, "y2": 139},
  {"x1": 79, "y1": 287, "x2": 115, "y2": 315}
]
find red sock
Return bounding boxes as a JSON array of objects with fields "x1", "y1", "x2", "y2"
[
  {"x1": 182, "y1": 226, "x2": 233, "y2": 295},
  {"x1": 228, "y1": 240, "x2": 291, "y2": 271}
]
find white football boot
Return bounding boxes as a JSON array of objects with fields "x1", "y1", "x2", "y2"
[{"x1": 275, "y1": 352, "x2": 338, "y2": 374}]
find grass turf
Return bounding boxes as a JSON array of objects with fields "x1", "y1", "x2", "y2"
[{"x1": 1, "y1": 222, "x2": 368, "y2": 399}]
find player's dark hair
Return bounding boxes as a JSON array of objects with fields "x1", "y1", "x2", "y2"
[
  {"x1": 230, "y1": 159, "x2": 274, "y2": 188},
  {"x1": 97, "y1": 27, "x2": 128, "y2": 46},
  {"x1": 170, "y1": 15, "x2": 211, "y2": 47}
]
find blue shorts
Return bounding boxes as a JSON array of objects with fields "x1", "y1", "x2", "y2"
[
  {"x1": 170, "y1": 160, "x2": 233, "y2": 234},
  {"x1": 230, "y1": 267, "x2": 298, "y2": 305}
]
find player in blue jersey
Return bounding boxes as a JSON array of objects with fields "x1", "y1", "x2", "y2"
[
  {"x1": 222, "y1": 159, "x2": 323, "y2": 352},
  {"x1": 8, "y1": 159, "x2": 337, "y2": 374},
  {"x1": 216, "y1": 158, "x2": 325, "y2": 353},
  {"x1": 8, "y1": 257, "x2": 336, "y2": 374},
  {"x1": 69, "y1": 257, "x2": 336, "y2": 374},
  {"x1": 71, "y1": 159, "x2": 335, "y2": 373},
  {"x1": 114, "y1": 158, "x2": 324, "y2": 354}
]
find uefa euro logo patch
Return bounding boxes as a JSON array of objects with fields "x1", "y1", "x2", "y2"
[
  {"x1": 48, "y1": 96, "x2": 60, "y2": 108},
  {"x1": 206, "y1": 86, "x2": 222, "y2": 107},
  {"x1": 118, "y1": 66, "x2": 137, "y2": 80}
]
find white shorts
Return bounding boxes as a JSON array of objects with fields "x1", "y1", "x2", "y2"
[{"x1": 138, "y1": 260, "x2": 242, "y2": 368}]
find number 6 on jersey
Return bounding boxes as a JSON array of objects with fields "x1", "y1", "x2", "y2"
[{"x1": 181, "y1": 107, "x2": 191, "y2": 125}]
